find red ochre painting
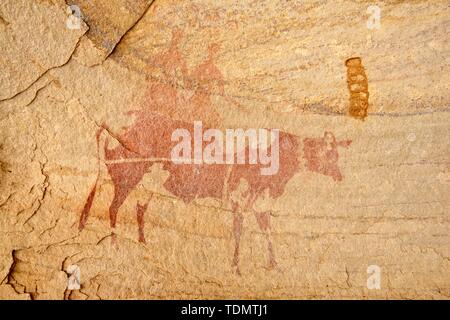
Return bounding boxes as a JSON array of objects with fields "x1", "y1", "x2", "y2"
[
  {"x1": 79, "y1": 30, "x2": 352, "y2": 274},
  {"x1": 2, "y1": 0, "x2": 448, "y2": 301}
]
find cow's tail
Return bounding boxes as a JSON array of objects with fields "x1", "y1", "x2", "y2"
[{"x1": 79, "y1": 126, "x2": 105, "y2": 231}]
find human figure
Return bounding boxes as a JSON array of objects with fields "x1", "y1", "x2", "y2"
[
  {"x1": 185, "y1": 43, "x2": 224, "y2": 128},
  {"x1": 142, "y1": 29, "x2": 189, "y2": 120}
]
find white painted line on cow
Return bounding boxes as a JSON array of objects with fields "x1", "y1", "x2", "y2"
[{"x1": 104, "y1": 157, "x2": 173, "y2": 164}]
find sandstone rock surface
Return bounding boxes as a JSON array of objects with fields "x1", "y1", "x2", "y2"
[{"x1": 0, "y1": 0, "x2": 449, "y2": 299}]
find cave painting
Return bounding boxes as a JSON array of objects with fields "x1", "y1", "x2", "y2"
[
  {"x1": 79, "y1": 30, "x2": 352, "y2": 274},
  {"x1": 143, "y1": 29, "x2": 223, "y2": 128},
  {"x1": 80, "y1": 113, "x2": 300, "y2": 274},
  {"x1": 303, "y1": 132, "x2": 352, "y2": 181}
]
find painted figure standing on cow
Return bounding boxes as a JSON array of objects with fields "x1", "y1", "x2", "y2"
[
  {"x1": 143, "y1": 30, "x2": 226, "y2": 127},
  {"x1": 186, "y1": 43, "x2": 224, "y2": 128},
  {"x1": 77, "y1": 28, "x2": 352, "y2": 274},
  {"x1": 143, "y1": 28, "x2": 189, "y2": 120}
]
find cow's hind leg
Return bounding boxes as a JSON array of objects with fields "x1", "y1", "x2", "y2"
[
  {"x1": 107, "y1": 161, "x2": 151, "y2": 245},
  {"x1": 255, "y1": 211, "x2": 277, "y2": 270},
  {"x1": 232, "y1": 202, "x2": 244, "y2": 275},
  {"x1": 108, "y1": 188, "x2": 130, "y2": 245},
  {"x1": 136, "y1": 194, "x2": 153, "y2": 244}
]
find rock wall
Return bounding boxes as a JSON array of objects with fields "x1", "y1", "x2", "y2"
[{"x1": 0, "y1": 0, "x2": 449, "y2": 299}]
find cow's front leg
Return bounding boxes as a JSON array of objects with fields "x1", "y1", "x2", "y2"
[
  {"x1": 231, "y1": 201, "x2": 244, "y2": 275},
  {"x1": 254, "y1": 211, "x2": 277, "y2": 270}
]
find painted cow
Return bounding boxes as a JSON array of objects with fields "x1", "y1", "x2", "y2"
[
  {"x1": 78, "y1": 109, "x2": 352, "y2": 274},
  {"x1": 79, "y1": 109, "x2": 300, "y2": 274},
  {"x1": 78, "y1": 29, "x2": 351, "y2": 273}
]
